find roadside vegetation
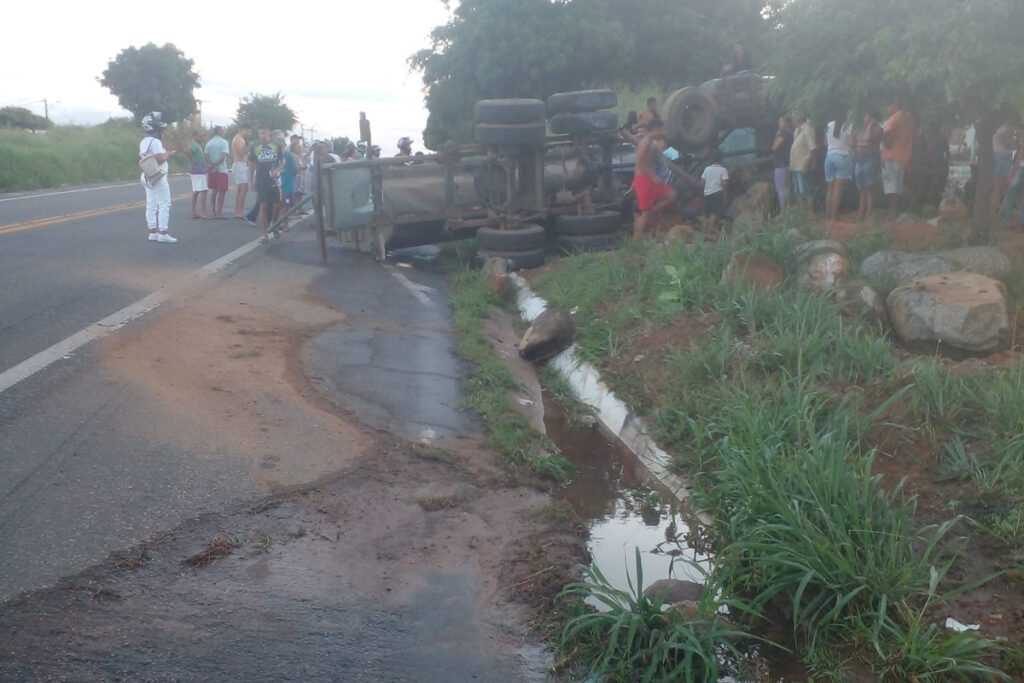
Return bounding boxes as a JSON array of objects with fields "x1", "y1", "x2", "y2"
[
  {"x1": 530, "y1": 219, "x2": 1024, "y2": 680},
  {"x1": 448, "y1": 263, "x2": 574, "y2": 482},
  {"x1": 0, "y1": 119, "x2": 190, "y2": 193}
]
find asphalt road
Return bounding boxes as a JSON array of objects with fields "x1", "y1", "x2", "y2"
[{"x1": 0, "y1": 177, "x2": 473, "y2": 603}]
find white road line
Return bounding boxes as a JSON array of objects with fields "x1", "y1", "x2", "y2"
[
  {"x1": 0, "y1": 182, "x2": 141, "y2": 203},
  {"x1": 0, "y1": 238, "x2": 265, "y2": 396},
  {"x1": 389, "y1": 269, "x2": 435, "y2": 306}
]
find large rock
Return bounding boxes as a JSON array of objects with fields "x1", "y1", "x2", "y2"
[
  {"x1": 860, "y1": 250, "x2": 956, "y2": 290},
  {"x1": 833, "y1": 279, "x2": 887, "y2": 327},
  {"x1": 481, "y1": 256, "x2": 509, "y2": 298},
  {"x1": 794, "y1": 239, "x2": 848, "y2": 261},
  {"x1": 887, "y1": 272, "x2": 1009, "y2": 353},
  {"x1": 936, "y1": 247, "x2": 1012, "y2": 281},
  {"x1": 721, "y1": 252, "x2": 784, "y2": 292},
  {"x1": 798, "y1": 251, "x2": 851, "y2": 292},
  {"x1": 727, "y1": 181, "x2": 773, "y2": 222},
  {"x1": 518, "y1": 307, "x2": 575, "y2": 362},
  {"x1": 642, "y1": 578, "x2": 703, "y2": 604}
]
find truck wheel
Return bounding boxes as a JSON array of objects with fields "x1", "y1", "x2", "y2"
[
  {"x1": 554, "y1": 212, "x2": 622, "y2": 236},
  {"x1": 478, "y1": 247, "x2": 547, "y2": 270},
  {"x1": 476, "y1": 223, "x2": 546, "y2": 251},
  {"x1": 547, "y1": 89, "x2": 618, "y2": 115},
  {"x1": 557, "y1": 232, "x2": 623, "y2": 255},
  {"x1": 664, "y1": 87, "x2": 719, "y2": 148},
  {"x1": 475, "y1": 122, "x2": 546, "y2": 147},
  {"x1": 475, "y1": 99, "x2": 547, "y2": 125},
  {"x1": 549, "y1": 111, "x2": 619, "y2": 135}
]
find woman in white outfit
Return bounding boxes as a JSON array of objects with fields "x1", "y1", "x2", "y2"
[{"x1": 139, "y1": 112, "x2": 178, "y2": 243}]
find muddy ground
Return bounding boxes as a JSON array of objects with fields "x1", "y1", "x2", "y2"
[{"x1": 0, "y1": 243, "x2": 588, "y2": 681}]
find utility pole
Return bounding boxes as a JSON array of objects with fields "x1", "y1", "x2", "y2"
[{"x1": 43, "y1": 99, "x2": 48, "y2": 121}]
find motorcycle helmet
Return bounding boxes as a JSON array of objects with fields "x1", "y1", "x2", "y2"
[
  {"x1": 141, "y1": 111, "x2": 168, "y2": 133},
  {"x1": 397, "y1": 136, "x2": 413, "y2": 151}
]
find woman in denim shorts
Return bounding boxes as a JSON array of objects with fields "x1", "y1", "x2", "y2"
[
  {"x1": 853, "y1": 110, "x2": 883, "y2": 222},
  {"x1": 824, "y1": 118, "x2": 854, "y2": 222}
]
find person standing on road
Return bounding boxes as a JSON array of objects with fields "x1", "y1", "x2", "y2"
[
  {"x1": 231, "y1": 124, "x2": 253, "y2": 219},
  {"x1": 249, "y1": 126, "x2": 286, "y2": 244},
  {"x1": 139, "y1": 112, "x2": 178, "y2": 243},
  {"x1": 881, "y1": 98, "x2": 915, "y2": 220},
  {"x1": 188, "y1": 129, "x2": 209, "y2": 219},
  {"x1": 204, "y1": 126, "x2": 231, "y2": 219},
  {"x1": 290, "y1": 134, "x2": 308, "y2": 214},
  {"x1": 772, "y1": 117, "x2": 794, "y2": 212},
  {"x1": 631, "y1": 119, "x2": 677, "y2": 240},
  {"x1": 789, "y1": 115, "x2": 818, "y2": 213}
]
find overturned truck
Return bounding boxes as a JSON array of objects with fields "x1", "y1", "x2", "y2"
[{"x1": 315, "y1": 75, "x2": 775, "y2": 268}]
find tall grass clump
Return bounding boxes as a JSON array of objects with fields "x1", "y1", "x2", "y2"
[{"x1": 560, "y1": 549, "x2": 752, "y2": 683}]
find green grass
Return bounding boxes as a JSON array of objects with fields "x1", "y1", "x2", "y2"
[
  {"x1": 0, "y1": 119, "x2": 191, "y2": 192},
  {"x1": 449, "y1": 268, "x2": 573, "y2": 481},
  {"x1": 533, "y1": 215, "x2": 1020, "y2": 678},
  {"x1": 559, "y1": 549, "x2": 753, "y2": 683}
]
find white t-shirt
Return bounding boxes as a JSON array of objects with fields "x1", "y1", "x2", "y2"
[
  {"x1": 701, "y1": 164, "x2": 729, "y2": 195},
  {"x1": 139, "y1": 136, "x2": 169, "y2": 176},
  {"x1": 825, "y1": 121, "x2": 853, "y2": 156}
]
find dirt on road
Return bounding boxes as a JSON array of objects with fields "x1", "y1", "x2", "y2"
[{"x1": 0, "y1": 248, "x2": 586, "y2": 681}]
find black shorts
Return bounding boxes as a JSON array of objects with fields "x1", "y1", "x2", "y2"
[
  {"x1": 703, "y1": 191, "x2": 726, "y2": 218},
  {"x1": 256, "y1": 183, "x2": 280, "y2": 206}
]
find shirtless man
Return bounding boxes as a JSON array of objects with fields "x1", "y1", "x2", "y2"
[
  {"x1": 231, "y1": 124, "x2": 252, "y2": 218},
  {"x1": 631, "y1": 119, "x2": 677, "y2": 240}
]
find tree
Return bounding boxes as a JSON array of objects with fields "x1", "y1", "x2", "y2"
[
  {"x1": 410, "y1": 0, "x2": 774, "y2": 149},
  {"x1": 99, "y1": 43, "x2": 200, "y2": 123},
  {"x1": 0, "y1": 106, "x2": 52, "y2": 131},
  {"x1": 767, "y1": 0, "x2": 1024, "y2": 239},
  {"x1": 234, "y1": 93, "x2": 297, "y2": 133}
]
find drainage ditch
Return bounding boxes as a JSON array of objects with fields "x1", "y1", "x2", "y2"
[{"x1": 542, "y1": 397, "x2": 710, "y2": 602}]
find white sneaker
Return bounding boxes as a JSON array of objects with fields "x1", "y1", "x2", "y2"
[
  {"x1": 148, "y1": 232, "x2": 158, "y2": 241},
  {"x1": 156, "y1": 232, "x2": 178, "y2": 243}
]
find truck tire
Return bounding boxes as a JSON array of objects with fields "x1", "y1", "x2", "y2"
[
  {"x1": 478, "y1": 247, "x2": 547, "y2": 270},
  {"x1": 547, "y1": 89, "x2": 618, "y2": 115},
  {"x1": 557, "y1": 232, "x2": 623, "y2": 255},
  {"x1": 663, "y1": 87, "x2": 719, "y2": 148},
  {"x1": 475, "y1": 122, "x2": 546, "y2": 147},
  {"x1": 475, "y1": 99, "x2": 547, "y2": 125},
  {"x1": 476, "y1": 223, "x2": 546, "y2": 251},
  {"x1": 549, "y1": 111, "x2": 619, "y2": 135},
  {"x1": 554, "y1": 212, "x2": 622, "y2": 236}
]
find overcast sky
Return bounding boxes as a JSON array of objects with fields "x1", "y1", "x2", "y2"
[{"x1": 1, "y1": 1, "x2": 452, "y2": 154}]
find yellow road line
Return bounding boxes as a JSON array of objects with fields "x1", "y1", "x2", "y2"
[{"x1": 0, "y1": 192, "x2": 192, "y2": 236}]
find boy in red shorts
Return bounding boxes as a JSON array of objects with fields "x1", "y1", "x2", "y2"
[{"x1": 632, "y1": 119, "x2": 677, "y2": 240}]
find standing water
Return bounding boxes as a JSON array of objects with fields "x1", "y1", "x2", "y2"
[{"x1": 544, "y1": 398, "x2": 709, "y2": 602}]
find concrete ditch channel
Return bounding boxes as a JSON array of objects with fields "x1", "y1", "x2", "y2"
[{"x1": 509, "y1": 273, "x2": 711, "y2": 600}]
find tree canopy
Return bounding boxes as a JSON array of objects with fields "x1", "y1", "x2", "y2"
[
  {"x1": 411, "y1": 0, "x2": 776, "y2": 148},
  {"x1": 99, "y1": 43, "x2": 200, "y2": 123},
  {"x1": 767, "y1": 0, "x2": 1024, "y2": 233},
  {"x1": 234, "y1": 93, "x2": 297, "y2": 133}
]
